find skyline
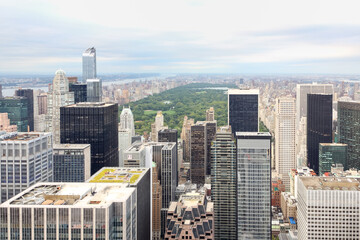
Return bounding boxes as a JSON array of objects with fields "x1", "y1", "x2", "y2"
[{"x1": 1, "y1": 0, "x2": 360, "y2": 74}]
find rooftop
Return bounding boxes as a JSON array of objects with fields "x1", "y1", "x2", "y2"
[
  {"x1": 236, "y1": 132, "x2": 271, "y2": 138},
  {"x1": 65, "y1": 102, "x2": 115, "y2": 108},
  {"x1": 320, "y1": 143, "x2": 347, "y2": 147},
  {"x1": 2, "y1": 182, "x2": 134, "y2": 207},
  {"x1": 53, "y1": 144, "x2": 90, "y2": 150},
  {"x1": 300, "y1": 177, "x2": 360, "y2": 191},
  {"x1": 87, "y1": 167, "x2": 148, "y2": 185},
  {"x1": 228, "y1": 88, "x2": 259, "y2": 95},
  {"x1": 0, "y1": 132, "x2": 45, "y2": 141}
]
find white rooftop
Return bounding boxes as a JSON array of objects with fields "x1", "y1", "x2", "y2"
[{"x1": 228, "y1": 88, "x2": 259, "y2": 95}]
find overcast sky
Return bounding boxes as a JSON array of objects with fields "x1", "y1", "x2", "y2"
[{"x1": 1, "y1": 0, "x2": 360, "y2": 75}]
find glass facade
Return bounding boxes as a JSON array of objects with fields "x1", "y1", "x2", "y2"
[
  {"x1": 190, "y1": 124, "x2": 206, "y2": 184},
  {"x1": 307, "y1": 94, "x2": 332, "y2": 174},
  {"x1": 15, "y1": 89, "x2": 34, "y2": 131},
  {"x1": 69, "y1": 83, "x2": 87, "y2": 103},
  {"x1": 82, "y1": 47, "x2": 96, "y2": 83},
  {"x1": 319, "y1": 143, "x2": 348, "y2": 175},
  {"x1": 60, "y1": 103, "x2": 119, "y2": 175},
  {"x1": 228, "y1": 93, "x2": 258, "y2": 134},
  {"x1": 0, "y1": 97, "x2": 28, "y2": 132},
  {"x1": 86, "y1": 79, "x2": 102, "y2": 102}
]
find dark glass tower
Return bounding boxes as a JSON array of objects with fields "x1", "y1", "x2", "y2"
[
  {"x1": 69, "y1": 83, "x2": 87, "y2": 103},
  {"x1": 338, "y1": 101, "x2": 360, "y2": 169},
  {"x1": 60, "y1": 102, "x2": 119, "y2": 175},
  {"x1": 15, "y1": 89, "x2": 34, "y2": 131},
  {"x1": 158, "y1": 128, "x2": 178, "y2": 186},
  {"x1": 228, "y1": 89, "x2": 258, "y2": 134},
  {"x1": 190, "y1": 123, "x2": 206, "y2": 184},
  {"x1": 211, "y1": 126, "x2": 237, "y2": 239},
  {"x1": 205, "y1": 121, "x2": 216, "y2": 175},
  {"x1": 307, "y1": 94, "x2": 332, "y2": 174},
  {"x1": 0, "y1": 97, "x2": 28, "y2": 132}
]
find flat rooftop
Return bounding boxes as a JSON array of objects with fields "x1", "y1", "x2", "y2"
[
  {"x1": 2, "y1": 182, "x2": 134, "y2": 207},
  {"x1": 53, "y1": 144, "x2": 90, "y2": 150},
  {"x1": 236, "y1": 132, "x2": 271, "y2": 138},
  {"x1": 300, "y1": 177, "x2": 360, "y2": 191},
  {"x1": 228, "y1": 88, "x2": 259, "y2": 95},
  {"x1": 125, "y1": 142, "x2": 145, "y2": 152},
  {"x1": 0, "y1": 132, "x2": 43, "y2": 141},
  {"x1": 88, "y1": 167, "x2": 148, "y2": 185},
  {"x1": 65, "y1": 102, "x2": 115, "y2": 108},
  {"x1": 320, "y1": 143, "x2": 347, "y2": 147}
]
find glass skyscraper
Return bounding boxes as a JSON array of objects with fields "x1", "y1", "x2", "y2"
[
  {"x1": 236, "y1": 132, "x2": 271, "y2": 240},
  {"x1": 15, "y1": 89, "x2": 34, "y2": 131},
  {"x1": 319, "y1": 143, "x2": 347, "y2": 175},
  {"x1": 82, "y1": 47, "x2": 96, "y2": 83},
  {"x1": 0, "y1": 97, "x2": 28, "y2": 132}
]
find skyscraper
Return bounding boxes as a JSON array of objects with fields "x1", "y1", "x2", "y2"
[
  {"x1": 0, "y1": 132, "x2": 53, "y2": 203},
  {"x1": 206, "y1": 106, "x2": 215, "y2": 121},
  {"x1": 152, "y1": 162, "x2": 162, "y2": 240},
  {"x1": 86, "y1": 78, "x2": 102, "y2": 102},
  {"x1": 180, "y1": 116, "x2": 194, "y2": 162},
  {"x1": 69, "y1": 83, "x2": 87, "y2": 103},
  {"x1": 338, "y1": 101, "x2": 360, "y2": 169},
  {"x1": 151, "y1": 111, "x2": 167, "y2": 141},
  {"x1": 60, "y1": 102, "x2": 118, "y2": 175},
  {"x1": 82, "y1": 47, "x2": 96, "y2": 83},
  {"x1": 15, "y1": 89, "x2": 34, "y2": 131},
  {"x1": 319, "y1": 143, "x2": 347, "y2": 175},
  {"x1": 236, "y1": 132, "x2": 271, "y2": 240},
  {"x1": 53, "y1": 144, "x2": 91, "y2": 182},
  {"x1": 45, "y1": 69, "x2": 74, "y2": 144},
  {"x1": 119, "y1": 107, "x2": 135, "y2": 136},
  {"x1": 211, "y1": 126, "x2": 237, "y2": 239},
  {"x1": 275, "y1": 97, "x2": 296, "y2": 191},
  {"x1": 228, "y1": 89, "x2": 259, "y2": 134},
  {"x1": 158, "y1": 128, "x2": 178, "y2": 178},
  {"x1": 0, "y1": 97, "x2": 28, "y2": 132},
  {"x1": 307, "y1": 94, "x2": 332, "y2": 174},
  {"x1": 118, "y1": 107, "x2": 136, "y2": 166},
  {"x1": 190, "y1": 122, "x2": 207, "y2": 185}
]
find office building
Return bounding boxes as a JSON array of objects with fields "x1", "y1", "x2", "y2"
[
  {"x1": 236, "y1": 132, "x2": 271, "y2": 239},
  {"x1": 0, "y1": 113, "x2": 17, "y2": 132},
  {"x1": 151, "y1": 111, "x2": 168, "y2": 141},
  {"x1": 211, "y1": 126, "x2": 237, "y2": 239},
  {"x1": 82, "y1": 47, "x2": 96, "y2": 83},
  {"x1": 86, "y1": 79, "x2": 102, "y2": 102},
  {"x1": 296, "y1": 83, "x2": 333, "y2": 127},
  {"x1": 338, "y1": 101, "x2": 360, "y2": 169},
  {"x1": 88, "y1": 167, "x2": 151, "y2": 240},
  {"x1": 122, "y1": 142, "x2": 150, "y2": 168},
  {"x1": 118, "y1": 129, "x2": 132, "y2": 167},
  {"x1": 69, "y1": 83, "x2": 87, "y2": 103},
  {"x1": 206, "y1": 106, "x2": 215, "y2": 121},
  {"x1": 228, "y1": 89, "x2": 259, "y2": 134},
  {"x1": 37, "y1": 93, "x2": 47, "y2": 115},
  {"x1": 53, "y1": 144, "x2": 91, "y2": 182},
  {"x1": 67, "y1": 76, "x2": 78, "y2": 84},
  {"x1": 307, "y1": 94, "x2": 332, "y2": 174},
  {"x1": 319, "y1": 143, "x2": 347, "y2": 175},
  {"x1": 158, "y1": 128, "x2": 178, "y2": 182},
  {"x1": 153, "y1": 162, "x2": 162, "y2": 240},
  {"x1": 275, "y1": 97, "x2": 296, "y2": 191},
  {"x1": 205, "y1": 121, "x2": 216, "y2": 175},
  {"x1": 0, "y1": 182, "x2": 136, "y2": 239},
  {"x1": 165, "y1": 192, "x2": 214, "y2": 240},
  {"x1": 46, "y1": 69, "x2": 74, "y2": 144},
  {"x1": 280, "y1": 192, "x2": 297, "y2": 222},
  {"x1": 60, "y1": 102, "x2": 118, "y2": 175},
  {"x1": 0, "y1": 132, "x2": 53, "y2": 203},
  {"x1": 15, "y1": 89, "x2": 34, "y2": 131},
  {"x1": 297, "y1": 177, "x2": 360, "y2": 239},
  {"x1": 0, "y1": 97, "x2": 28, "y2": 132},
  {"x1": 180, "y1": 116, "x2": 194, "y2": 162},
  {"x1": 120, "y1": 107, "x2": 135, "y2": 136},
  {"x1": 118, "y1": 107, "x2": 135, "y2": 167}
]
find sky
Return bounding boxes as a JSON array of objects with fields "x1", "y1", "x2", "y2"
[{"x1": 1, "y1": 0, "x2": 360, "y2": 75}]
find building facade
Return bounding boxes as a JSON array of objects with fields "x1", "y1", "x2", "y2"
[
  {"x1": 0, "y1": 132, "x2": 53, "y2": 203},
  {"x1": 210, "y1": 126, "x2": 237, "y2": 239},
  {"x1": 69, "y1": 83, "x2": 87, "y2": 103},
  {"x1": 0, "y1": 113, "x2": 17, "y2": 132},
  {"x1": 338, "y1": 101, "x2": 360, "y2": 169},
  {"x1": 228, "y1": 89, "x2": 259, "y2": 134},
  {"x1": 0, "y1": 182, "x2": 137, "y2": 240},
  {"x1": 152, "y1": 162, "x2": 162, "y2": 240},
  {"x1": 206, "y1": 107, "x2": 215, "y2": 121},
  {"x1": 86, "y1": 79, "x2": 102, "y2": 102},
  {"x1": 60, "y1": 102, "x2": 118, "y2": 175},
  {"x1": 319, "y1": 143, "x2": 347, "y2": 175},
  {"x1": 190, "y1": 123, "x2": 207, "y2": 185},
  {"x1": 0, "y1": 97, "x2": 28, "y2": 132},
  {"x1": 53, "y1": 144, "x2": 91, "y2": 182},
  {"x1": 15, "y1": 89, "x2": 34, "y2": 131},
  {"x1": 236, "y1": 132, "x2": 271, "y2": 239},
  {"x1": 275, "y1": 97, "x2": 296, "y2": 191},
  {"x1": 82, "y1": 47, "x2": 96, "y2": 83},
  {"x1": 306, "y1": 94, "x2": 332, "y2": 174}
]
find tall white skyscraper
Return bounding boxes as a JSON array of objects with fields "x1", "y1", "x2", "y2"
[
  {"x1": 0, "y1": 132, "x2": 53, "y2": 203},
  {"x1": 275, "y1": 97, "x2": 296, "y2": 191},
  {"x1": 45, "y1": 70, "x2": 74, "y2": 144},
  {"x1": 119, "y1": 107, "x2": 136, "y2": 166},
  {"x1": 82, "y1": 47, "x2": 96, "y2": 83},
  {"x1": 236, "y1": 132, "x2": 271, "y2": 240},
  {"x1": 120, "y1": 107, "x2": 135, "y2": 136}
]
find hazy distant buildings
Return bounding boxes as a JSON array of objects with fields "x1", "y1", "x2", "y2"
[
  {"x1": 275, "y1": 97, "x2": 296, "y2": 191},
  {"x1": 307, "y1": 94, "x2": 332, "y2": 174},
  {"x1": 165, "y1": 192, "x2": 214, "y2": 240},
  {"x1": 0, "y1": 132, "x2": 53, "y2": 203},
  {"x1": 338, "y1": 101, "x2": 360, "y2": 169},
  {"x1": 228, "y1": 89, "x2": 259, "y2": 134},
  {"x1": 0, "y1": 97, "x2": 28, "y2": 132},
  {"x1": 45, "y1": 70, "x2": 74, "y2": 144},
  {"x1": 15, "y1": 89, "x2": 34, "y2": 131},
  {"x1": 53, "y1": 144, "x2": 91, "y2": 182},
  {"x1": 60, "y1": 102, "x2": 118, "y2": 175},
  {"x1": 86, "y1": 78, "x2": 102, "y2": 102},
  {"x1": 236, "y1": 132, "x2": 271, "y2": 239},
  {"x1": 297, "y1": 177, "x2": 360, "y2": 239},
  {"x1": 0, "y1": 182, "x2": 137, "y2": 240},
  {"x1": 82, "y1": 47, "x2": 96, "y2": 83},
  {"x1": 211, "y1": 126, "x2": 237, "y2": 239}
]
